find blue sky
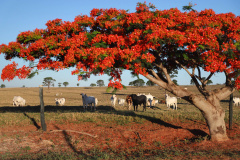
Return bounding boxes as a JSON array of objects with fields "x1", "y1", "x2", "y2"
[{"x1": 0, "y1": 0, "x2": 239, "y2": 88}]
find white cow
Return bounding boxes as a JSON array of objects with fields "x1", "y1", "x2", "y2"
[
  {"x1": 165, "y1": 94, "x2": 177, "y2": 110},
  {"x1": 118, "y1": 98, "x2": 125, "y2": 106},
  {"x1": 233, "y1": 97, "x2": 240, "y2": 106},
  {"x1": 55, "y1": 98, "x2": 66, "y2": 106},
  {"x1": 145, "y1": 93, "x2": 154, "y2": 108},
  {"x1": 111, "y1": 94, "x2": 117, "y2": 108},
  {"x1": 13, "y1": 96, "x2": 26, "y2": 107},
  {"x1": 81, "y1": 93, "x2": 97, "y2": 111}
]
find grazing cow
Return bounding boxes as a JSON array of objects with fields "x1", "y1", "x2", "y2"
[
  {"x1": 13, "y1": 96, "x2": 26, "y2": 107},
  {"x1": 233, "y1": 97, "x2": 240, "y2": 106},
  {"x1": 118, "y1": 98, "x2": 125, "y2": 106},
  {"x1": 130, "y1": 94, "x2": 147, "y2": 111},
  {"x1": 148, "y1": 99, "x2": 158, "y2": 107},
  {"x1": 55, "y1": 98, "x2": 65, "y2": 106},
  {"x1": 126, "y1": 95, "x2": 132, "y2": 110},
  {"x1": 165, "y1": 94, "x2": 177, "y2": 110},
  {"x1": 81, "y1": 93, "x2": 97, "y2": 111},
  {"x1": 111, "y1": 94, "x2": 117, "y2": 108}
]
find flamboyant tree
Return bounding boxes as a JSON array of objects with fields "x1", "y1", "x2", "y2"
[{"x1": 0, "y1": 2, "x2": 239, "y2": 141}]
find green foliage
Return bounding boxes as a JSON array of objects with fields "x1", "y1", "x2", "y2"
[
  {"x1": 17, "y1": 34, "x2": 42, "y2": 44},
  {"x1": 172, "y1": 79, "x2": 178, "y2": 85},
  {"x1": 93, "y1": 41, "x2": 107, "y2": 48},
  {"x1": 129, "y1": 78, "x2": 145, "y2": 87},
  {"x1": 182, "y1": 53, "x2": 189, "y2": 60},
  {"x1": 0, "y1": 84, "x2": 6, "y2": 88},
  {"x1": 27, "y1": 70, "x2": 39, "y2": 79},
  {"x1": 106, "y1": 86, "x2": 113, "y2": 93},
  {"x1": 96, "y1": 79, "x2": 105, "y2": 87},
  {"x1": 182, "y1": 2, "x2": 196, "y2": 12},
  {"x1": 86, "y1": 31, "x2": 100, "y2": 41},
  {"x1": 146, "y1": 80, "x2": 155, "y2": 86},
  {"x1": 90, "y1": 83, "x2": 96, "y2": 87},
  {"x1": 63, "y1": 82, "x2": 69, "y2": 87}
]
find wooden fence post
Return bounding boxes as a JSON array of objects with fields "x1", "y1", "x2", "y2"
[
  {"x1": 39, "y1": 85, "x2": 47, "y2": 131},
  {"x1": 229, "y1": 93, "x2": 233, "y2": 130}
]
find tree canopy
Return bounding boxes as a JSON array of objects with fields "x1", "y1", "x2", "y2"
[
  {"x1": 129, "y1": 78, "x2": 145, "y2": 87},
  {"x1": 0, "y1": 84, "x2": 6, "y2": 88},
  {"x1": 1, "y1": 2, "x2": 239, "y2": 90},
  {"x1": 63, "y1": 81, "x2": 69, "y2": 87},
  {"x1": 42, "y1": 77, "x2": 56, "y2": 89},
  {"x1": 96, "y1": 80, "x2": 105, "y2": 87}
]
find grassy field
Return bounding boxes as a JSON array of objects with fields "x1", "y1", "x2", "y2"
[
  {"x1": 0, "y1": 85, "x2": 240, "y2": 159},
  {"x1": 0, "y1": 85, "x2": 239, "y2": 125}
]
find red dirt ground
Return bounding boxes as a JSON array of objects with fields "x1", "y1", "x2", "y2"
[{"x1": 0, "y1": 120, "x2": 240, "y2": 158}]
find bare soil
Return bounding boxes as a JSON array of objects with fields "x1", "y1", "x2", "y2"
[{"x1": 0, "y1": 119, "x2": 240, "y2": 159}]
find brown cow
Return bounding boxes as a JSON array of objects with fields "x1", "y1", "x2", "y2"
[{"x1": 126, "y1": 95, "x2": 132, "y2": 110}]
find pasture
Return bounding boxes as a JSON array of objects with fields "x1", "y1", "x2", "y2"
[{"x1": 0, "y1": 85, "x2": 240, "y2": 159}]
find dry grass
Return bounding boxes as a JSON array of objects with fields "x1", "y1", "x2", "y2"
[
  {"x1": 0, "y1": 85, "x2": 239, "y2": 126},
  {"x1": 2, "y1": 84, "x2": 239, "y2": 107}
]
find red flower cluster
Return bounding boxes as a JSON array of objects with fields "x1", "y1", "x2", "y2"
[
  {"x1": 1, "y1": 62, "x2": 32, "y2": 81},
  {"x1": 108, "y1": 80, "x2": 123, "y2": 90}
]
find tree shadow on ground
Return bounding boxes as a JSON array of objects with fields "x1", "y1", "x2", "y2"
[
  {"x1": 0, "y1": 105, "x2": 116, "y2": 113},
  {"x1": 52, "y1": 125, "x2": 96, "y2": 158},
  {"x1": 97, "y1": 109, "x2": 209, "y2": 137},
  {"x1": 0, "y1": 105, "x2": 208, "y2": 138}
]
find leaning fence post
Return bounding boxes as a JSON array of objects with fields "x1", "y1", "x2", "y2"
[
  {"x1": 229, "y1": 93, "x2": 233, "y2": 130},
  {"x1": 39, "y1": 85, "x2": 47, "y2": 131}
]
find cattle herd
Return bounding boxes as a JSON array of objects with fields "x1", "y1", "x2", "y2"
[{"x1": 12, "y1": 93, "x2": 240, "y2": 111}]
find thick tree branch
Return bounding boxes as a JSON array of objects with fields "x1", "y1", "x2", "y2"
[
  {"x1": 149, "y1": 69, "x2": 161, "y2": 80},
  {"x1": 152, "y1": 62, "x2": 168, "y2": 83},
  {"x1": 145, "y1": 74, "x2": 168, "y2": 89},
  {"x1": 155, "y1": 63, "x2": 172, "y2": 83},
  {"x1": 212, "y1": 86, "x2": 235, "y2": 100}
]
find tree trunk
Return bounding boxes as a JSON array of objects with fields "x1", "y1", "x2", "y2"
[
  {"x1": 144, "y1": 74, "x2": 233, "y2": 141},
  {"x1": 202, "y1": 108, "x2": 229, "y2": 141},
  {"x1": 191, "y1": 94, "x2": 229, "y2": 141}
]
